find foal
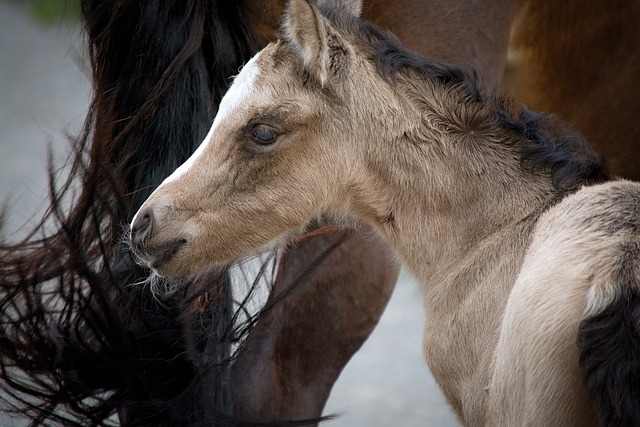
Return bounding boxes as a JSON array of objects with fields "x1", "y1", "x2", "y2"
[{"x1": 130, "y1": 0, "x2": 640, "y2": 425}]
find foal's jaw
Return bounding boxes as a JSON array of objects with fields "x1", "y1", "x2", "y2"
[{"x1": 130, "y1": 187, "x2": 325, "y2": 278}]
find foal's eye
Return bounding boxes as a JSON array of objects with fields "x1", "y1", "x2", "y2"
[{"x1": 248, "y1": 124, "x2": 278, "y2": 145}]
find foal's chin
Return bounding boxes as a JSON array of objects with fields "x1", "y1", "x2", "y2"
[
  {"x1": 140, "y1": 241, "x2": 246, "y2": 280},
  {"x1": 132, "y1": 248, "x2": 193, "y2": 279},
  {"x1": 145, "y1": 255, "x2": 195, "y2": 279},
  {"x1": 134, "y1": 215, "x2": 300, "y2": 279}
]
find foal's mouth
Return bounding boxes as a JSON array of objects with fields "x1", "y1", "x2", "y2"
[{"x1": 131, "y1": 237, "x2": 188, "y2": 271}]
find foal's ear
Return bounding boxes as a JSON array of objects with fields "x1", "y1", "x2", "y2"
[{"x1": 284, "y1": 0, "x2": 354, "y2": 86}]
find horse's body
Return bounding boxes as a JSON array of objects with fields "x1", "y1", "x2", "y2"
[
  {"x1": 503, "y1": 0, "x2": 640, "y2": 180},
  {"x1": 131, "y1": 1, "x2": 640, "y2": 425}
]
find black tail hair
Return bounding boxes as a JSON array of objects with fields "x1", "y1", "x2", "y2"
[{"x1": 578, "y1": 264, "x2": 640, "y2": 426}]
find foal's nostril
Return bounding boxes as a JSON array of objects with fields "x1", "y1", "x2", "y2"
[{"x1": 131, "y1": 208, "x2": 154, "y2": 248}]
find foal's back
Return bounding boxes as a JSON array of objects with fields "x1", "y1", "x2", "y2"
[{"x1": 491, "y1": 180, "x2": 640, "y2": 426}]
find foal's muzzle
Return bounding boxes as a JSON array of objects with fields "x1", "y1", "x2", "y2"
[
  {"x1": 130, "y1": 207, "x2": 187, "y2": 270},
  {"x1": 130, "y1": 207, "x2": 154, "y2": 252}
]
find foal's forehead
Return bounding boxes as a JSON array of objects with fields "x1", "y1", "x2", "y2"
[
  {"x1": 220, "y1": 42, "x2": 290, "y2": 107},
  {"x1": 217, "y1": 50, "x2": 263, "y2": 122},
  {"x1": 155, "y1": 51, "x2": 265, "y2": 187}
]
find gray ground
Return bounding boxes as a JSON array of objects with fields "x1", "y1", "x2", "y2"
[{"x1": 0, "y1": 1, "x2": 458, "y2": 425}]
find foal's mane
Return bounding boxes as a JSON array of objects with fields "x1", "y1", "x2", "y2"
[{"x1": 351, "y1": 20, "x2": 611, "y2": 194}]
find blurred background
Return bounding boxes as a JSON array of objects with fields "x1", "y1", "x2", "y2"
[{"x1": 0, "y1": 0, "x2": 457, "y2": 425}]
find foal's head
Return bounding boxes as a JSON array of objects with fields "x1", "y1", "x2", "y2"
[{"x1": 130, "y1": 0, "x2": 429, "y2": 278}]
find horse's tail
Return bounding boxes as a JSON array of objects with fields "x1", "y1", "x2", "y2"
[
  {"x1": 578, "y1": 242, "x2": 640, "y2": 427},
  {"x1": 0, "y1": 151, "x2": 236, "y2": 426},
  {"x1": 0, "y1": 0, "x2": 261, "y2": 425}
]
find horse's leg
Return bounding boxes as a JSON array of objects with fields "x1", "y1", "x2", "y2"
[{"x1": 232, "y1": 228, "x2": 398, "y2": 423}]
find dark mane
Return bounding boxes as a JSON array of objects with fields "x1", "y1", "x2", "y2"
[
  {"x1": 360, "y1": 22, "x2": 484, "y2": 104},
  {"x1": 358, "y1": 21, "x2": 610, "y2": 194},
  {"x1": 497, "y1": 104, "x2": 611, "y2": 193},
  {"x1": 0, "y1": 1, "x2": 263, "y2": 425}
]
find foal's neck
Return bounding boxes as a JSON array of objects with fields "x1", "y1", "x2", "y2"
[
  {"x1": 383, "y1": 161, "x2": 545, "y2": 293},
  {"x1": 356, "y1": 93, "x2": 555, "y2": 306}
]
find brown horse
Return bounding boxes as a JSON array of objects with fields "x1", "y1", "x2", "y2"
[{"x1": 130, "y1": 1, "x2": 640, "y2": 426}]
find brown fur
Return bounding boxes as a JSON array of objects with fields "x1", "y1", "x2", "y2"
[
  {"x1": 131, "y1": 0, "x2": 639, "y2": 425},
  {"x1": 364, "y1": 0, "x2": 517, "y2": 91},
  {"x1": 503, "y1": 0, "x2": 640, "y2": 180},
  {"x1": 231, "y1": 229, "x2": 397, "y2": 422}
]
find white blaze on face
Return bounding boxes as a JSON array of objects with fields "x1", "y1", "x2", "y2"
[
  {"x1": 130, "y1": 52, "x2": 262, "y2": 229},
  {"x1": 160, "y1": 51, "x2": 262, "y2": 186}
]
